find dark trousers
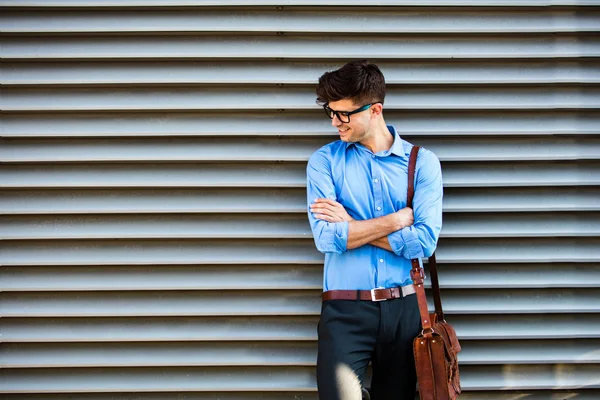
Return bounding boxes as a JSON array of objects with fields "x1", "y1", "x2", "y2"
[{"x1": 317, "y1": 294, "x2": 422, "y2": 400}]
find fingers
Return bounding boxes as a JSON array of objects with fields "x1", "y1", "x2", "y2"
[
  {"x1": 310, "y1": 199, "x2": 342, "y2": 214},
  {"x1": 313, "y1": 198, "x2": 339, "y2": 206},
  {"x1": 310, "y1": 198, "x2": 349, "y2": 222},
  {"x1": 313, "y1": 213, "x2": 339, "y2": 222},
  {"x1": 310, "y1": 203, "x2": 338, "y2": 213}
]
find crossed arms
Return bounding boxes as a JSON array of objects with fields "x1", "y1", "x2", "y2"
[
  {"x1": 306, "y1": 148, "x2": 443, "y2": 259},
  {"x1": 310, "y1": 199, "x2": 414, "y2": 252}
]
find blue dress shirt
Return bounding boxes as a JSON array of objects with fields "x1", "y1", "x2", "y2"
[{"x1": 306, "y1": 125, "x2": 443, "y2": 291}]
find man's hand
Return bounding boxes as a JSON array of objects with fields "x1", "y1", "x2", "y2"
[
  {"x1": 310, "y1": 198, "x2": 354, "y2": 223},
  {"x1": 395, "y1": 207, "x2": 414, "y2": 229}
]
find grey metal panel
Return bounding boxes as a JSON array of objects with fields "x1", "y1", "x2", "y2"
[
  {"x1": 2, "y1": 263, "x2": 597, "y2": 292},
  {"x1": 3, "y1": 137, "x2": 599, "y2": 162},
  {"x1": 3, "y1": 86, "x2": 600, "y2": 111},
  {"x1": 3, "y1": 392, "x2": 600, "y2": 400},
  {"x1": 1, "y1": 0, "x2": 599, "y2": 6},
  {"x1": 3, "y1": 111, "x2": 599, "y2": 137},
  {"x1": 1, "y1": 238, "x2": 598, "y2": 266},
  {"x1": 2, "y1": 288, "x2": 599, "y2": 317},
  {"x1": 3, "y1": 35, "x2": 599, "y2": 60},
  {"x1": 1, "y1": 365, "x2": 599, "y2": 392},
  {"x1": 1, "y1": 187, "x2": 598, "y2": 214},
  {"x1": 2, "y1": 162, "x2": 597, "y2": 188},
  {"x1": 4, "y1": 61, "x2": 600, "y2": 85},
  {"x1": 1, "y1": 213, "x2": 599, "y2": 240},
  {"x1": 3, "y1": 10, "x2": 600, "y2": 33},
  {"x1": 3, "y1": 340, "x2": 600, "y2": 368},
  {"x1": 1, "y1": 2, "x2": 598, "y2": 398},
  {"x1": 2, "y1": 314, "x2": 599, "y2": 342}
]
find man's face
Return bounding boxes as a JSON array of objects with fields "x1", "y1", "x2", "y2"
[{"x1": 327, "y1": 99, "x2": 373, "y2": 143}]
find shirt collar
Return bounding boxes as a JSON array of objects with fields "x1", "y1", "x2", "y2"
[{"x1": 345, "y1": 125, "x2": 405, "y2": 157}]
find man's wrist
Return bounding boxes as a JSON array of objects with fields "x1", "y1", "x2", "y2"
[{"x1": 386, "y1": 212, "x2": 405, "y2": 231}]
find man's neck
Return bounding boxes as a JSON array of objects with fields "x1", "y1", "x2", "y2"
[{"x1": 360, "y1": 120, "x2": 393, "y2": 154}]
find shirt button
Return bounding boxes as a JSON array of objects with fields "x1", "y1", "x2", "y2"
[
  {"x1": 377, "y1": 206, "x2": 381, "y2": 211},
  {"x1": 379, "y1": 259, "x2": 384, "y2": 263},
  {"x1": 374, "y1": 179, "x2": 379, "y2": 183}
]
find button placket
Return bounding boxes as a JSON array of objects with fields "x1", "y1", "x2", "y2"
[{"x1": 372, "y1": 163, "x2": 383, "y2": 217}]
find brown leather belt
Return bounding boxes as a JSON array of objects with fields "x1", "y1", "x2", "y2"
[{"x1": 322, "y1": 285, "x2": 416, "y2": 302}]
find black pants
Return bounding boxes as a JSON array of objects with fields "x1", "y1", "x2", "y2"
[{"x1": 317, "y1": 294, "x2": 422, "y2": 400}]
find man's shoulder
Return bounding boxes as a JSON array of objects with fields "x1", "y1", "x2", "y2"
[
  {"x1": 308, "y1": 140, "x2": 346, "y2": 165},
  {"x1": 396, "y1": 138, "x2": 437, "y2": 161}
]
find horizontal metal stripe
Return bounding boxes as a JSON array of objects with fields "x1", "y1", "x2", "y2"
[
  {"x1": 425, "y1": 263, "x2": 600, "y2": 288},
  {"x1": 0, "y1": 264, "x2": 325, "y2": 291},
  {"x1": 1, "y1": 238, "x2": 598, "y2": 266},
  {"x1": 2, "y1": 288, "x2": 599, "y2": 317},
  {"x1": 1, "y1": 366, "x2": 318, "y2": 392},
  {"x1": 1, "y1": 238, "x2": 599, "y2": 266},
  {"x1": 3, "y1": 61, "x2": 600, "y2": 86},
  {"x1": 3, "y1": 87, "x2": 599, "y2": 112},
  {"x1": 1, "y1": 365, "x2": 599, "y2": 392},
  {"x1": 443, "y1": 187, "x2": 600, "y2": 212},
  {"x1": 3, "y1": 391, "x2": 600, "y2": 400},
  {"x1": 464, "y1": 364, "x2": 600, "y2": 391},
  {"x1": 2, "y1": 162, "x2": 597, "y2": 188},
  {"x1": 452, "y1": 314, "x2": 600, "y2": 340},
  {"x1": 2, "y1": 263, "x2": 597, "y2": 292},
  {"x1": 3, "y1": 111, "x2": 599, "y2": 138},
  {"x1": 3, "y1": 339, "x2": 599, "y2": 368},
  {"x1": 459, "y1": 339, "x2": 600, "y2": 364},
  {"x1": 1, "y1": 213, "x2": 598, "y2": 240},
  {"x1": 3, "y1": 35, "x2": 599, "y2": 60},
  {"x1": 3, "y1": 136, "x2": 598, "y2": 163},
  {"x1": 1, "y1": 316, "x2": 322, "y2": 342},
  {"x1": 3, "y1": 314, "x2": 598, "y2": 342},
  {"x1": 3, "y1": 10, "x2": 599, "y2": 34},
  {"x1": 2, "y1": 187, "x2": 598, "y2": 214},
  {"x1": 0, "y1": 342, "x2": 315, "y2": 368},
  {"x1": 0, "y1": 290, "x2": 323, "y2": 317}
]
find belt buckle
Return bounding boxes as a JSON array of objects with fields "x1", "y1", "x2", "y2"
[{"x1": 370, "y1": 287, "x2": 386, "y2": 302}]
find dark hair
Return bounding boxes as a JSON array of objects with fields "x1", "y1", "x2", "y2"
[{"x1": 316, "y1": 60, "x2": 386, "y2": 106}]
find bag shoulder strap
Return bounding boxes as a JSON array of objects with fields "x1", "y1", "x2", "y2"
[{"x1": 407, "y1": 146, "x2": 445, "y2": 334}]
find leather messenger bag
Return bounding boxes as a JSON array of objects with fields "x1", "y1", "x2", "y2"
[{"x1": 407, "y1": 146, "x2": 462, "y2": 400}]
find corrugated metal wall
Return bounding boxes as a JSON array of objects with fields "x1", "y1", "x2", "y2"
[{"x1": 1, "y1": 1, "x2": 599, "y2": 399}]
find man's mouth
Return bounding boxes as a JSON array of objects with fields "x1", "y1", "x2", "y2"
[{"x1": 338, "y1": 128, "x2": 350, "y2": 135}]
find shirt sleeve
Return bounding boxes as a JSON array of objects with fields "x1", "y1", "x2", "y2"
[
  {"x1": 388, "y1": 148, "x2": 443, "y2": 259},
  {"x1": 306, "y1": 148, "x2": 349, "y2": 254}
]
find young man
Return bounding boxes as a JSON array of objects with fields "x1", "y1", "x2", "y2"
[{"x1": 307, "y1": 60, "x2": 443, "y2": 400}]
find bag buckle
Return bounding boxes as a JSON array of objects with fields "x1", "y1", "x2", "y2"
[{"x1": 370, "y1": 287, "x2": 386, "y2": 302}]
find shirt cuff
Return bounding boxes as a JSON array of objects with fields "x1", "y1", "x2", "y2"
[
  {"x1": 388, "y1": 225, "x2": 424, "y2": 259},
  {"x1": 333, "y1": 221, "x2": 349, "y2": 253}
]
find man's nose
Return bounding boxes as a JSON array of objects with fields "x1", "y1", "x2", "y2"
[{"x1": 331, "y1": 115, "x2": 343, "y2": 127}]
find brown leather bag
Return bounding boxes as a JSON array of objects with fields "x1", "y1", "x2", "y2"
[{"x1": 407, "y1": 146, "x2": 462, "y2": 400}]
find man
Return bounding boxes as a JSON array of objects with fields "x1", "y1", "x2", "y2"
[{"x1": 306, "y1": 60, "x2": 443, "y2": 400}]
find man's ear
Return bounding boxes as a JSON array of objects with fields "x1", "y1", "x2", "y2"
[{"x1": 371, "y1": 103, "x2": 383, "y2": 118}]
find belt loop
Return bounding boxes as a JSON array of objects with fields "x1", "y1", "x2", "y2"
[{"x1": 356, "y1": 290, "x2": 360, "y2": 301}]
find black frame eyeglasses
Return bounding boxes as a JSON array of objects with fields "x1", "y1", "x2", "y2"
[{"x1": 323, "y1": 102, "x2": 378, "y2": 123}]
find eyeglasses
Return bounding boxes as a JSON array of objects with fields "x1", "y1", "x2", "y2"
[{"x1": 323, "y1": 102, "x2": 378, "y2": 123}]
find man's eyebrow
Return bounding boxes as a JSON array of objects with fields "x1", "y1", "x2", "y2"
[{"x1": 328, "y1": 107, "x2": 352, "y2": 113}]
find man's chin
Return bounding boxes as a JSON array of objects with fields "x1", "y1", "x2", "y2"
[{"x1": 338, "y1": 130, "x2": 352, "y2": 142}]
